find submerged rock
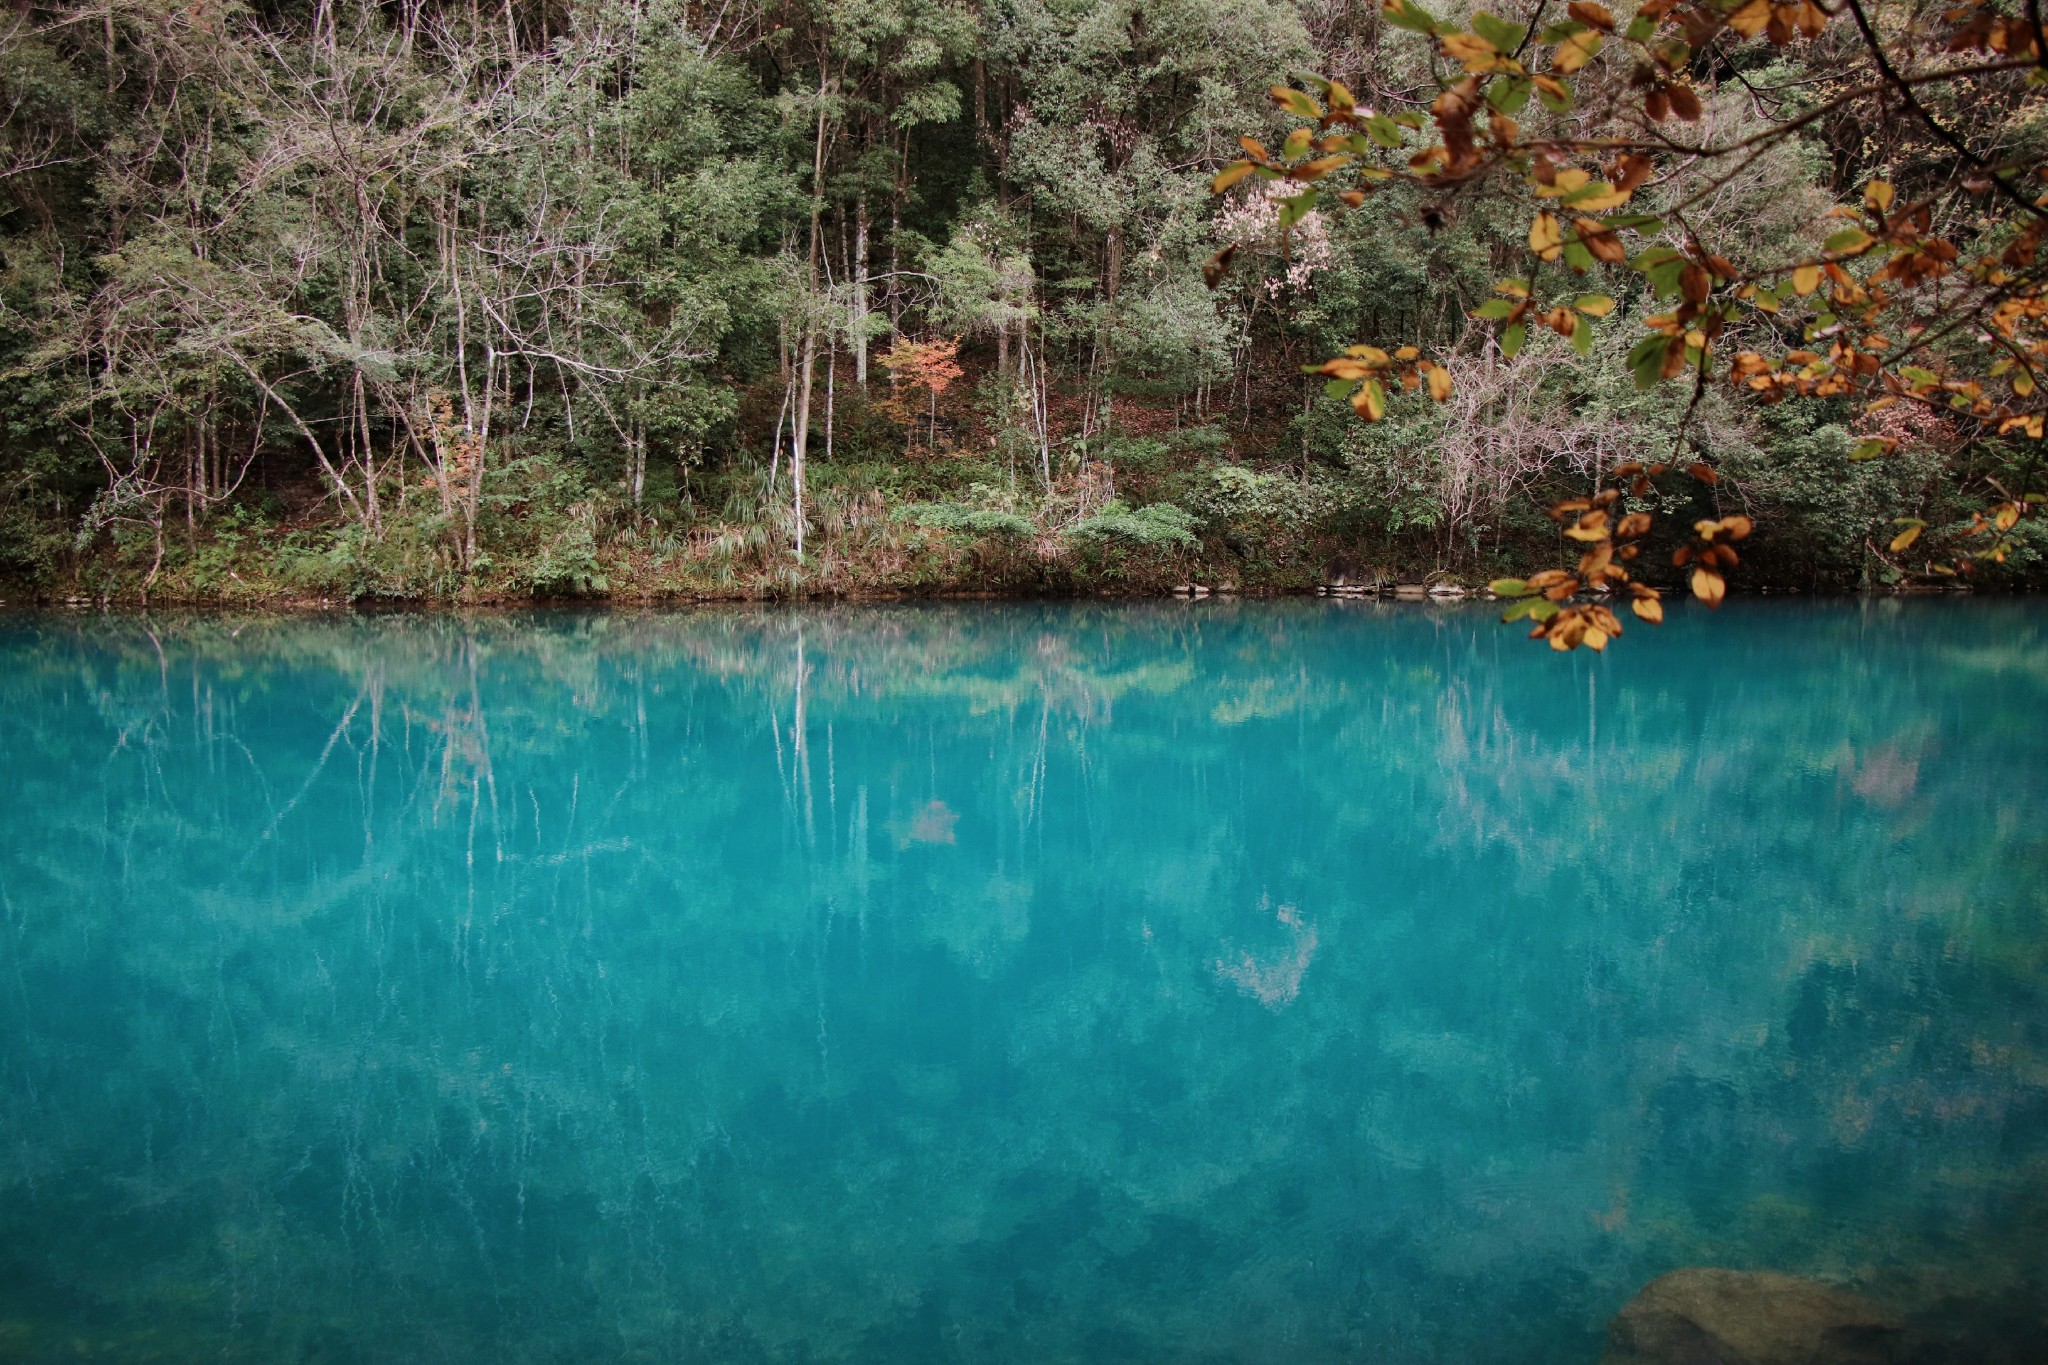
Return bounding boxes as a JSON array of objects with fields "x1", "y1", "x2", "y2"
[{"x1": 1603, "y1": 1268, "x2": 1907, "y2": 1365}]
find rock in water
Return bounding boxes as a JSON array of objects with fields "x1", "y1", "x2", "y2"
[{"x1": 1603, "y1": 1268, "x2": 1908, "y2": 1365}]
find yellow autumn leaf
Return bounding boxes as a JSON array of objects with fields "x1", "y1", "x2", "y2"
[
  {"x1": 1690, "y1": 566, "x2": 1726, "y2": 607},
  {"x1": 1791, "y1": 264, "x2": 1822, "y2": 295},
  {"x1": 1292, "y1": 155, "x2": 1349, "y2": 180},
  {"x1": 1889, "y1": 525, "x2": 1922, "y2": 552},
  {"x1": 1351, "y1": 377, "x2": 1388, "y2": 421},
  {"x1": 1529, "y1": 211, "x2": 1563, "y2": 261},
  {"x1": 1569, "y1": 183, "x2": 1630, "y2": 211},
  {"x1": 1553, "y1": 29, "x2": 1602, "y2": 72},
  {"x1": 1211, "y1": 161, "x2": 1257, "y2": 193},
  {"x1": 1426, "y1": 364, "x2": 1453, "y2": 401},
  {"x1": 1536, "y1": 167, "x2": 1591, "y2": 199},
  {"x1": 1864, "y1": 179, "x2": 1894, "y2": 213},
  {"x1": 1441, "y1": 32, "x2": 1501, "y2": 70}
]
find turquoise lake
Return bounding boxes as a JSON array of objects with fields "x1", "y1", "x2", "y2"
[{"x1": 1, "y1": 600, "x2": 2045, "y2": 1363}]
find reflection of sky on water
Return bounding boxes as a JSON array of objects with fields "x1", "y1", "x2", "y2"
[{"x1": 0, "y1": 601, "x2": 2044, "y2": 1364}]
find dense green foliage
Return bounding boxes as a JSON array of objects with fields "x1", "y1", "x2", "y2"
[{"x1": 0, "y1": 0, "x2": 2035, "y2": 600}]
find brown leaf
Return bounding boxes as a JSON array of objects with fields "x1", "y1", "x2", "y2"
[
  {"x1": 1202, "y1": 243, "x2": 1239, "y2": 289},
  {"x1": 1577, "y1": 219, "x2": 1628, "y2": 264},
  {"x1": 1612, "y1": 154, "x2": 1654, "y2": 195},
  {"x1": 1567, "y1": 0, "x2": 1615, "y2": 30},
  {"x1": 1727, "y1": 0, "x2": 1771, "y2": 35}
]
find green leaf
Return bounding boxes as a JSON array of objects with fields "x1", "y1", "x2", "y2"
[
  {"x1": 1471, "y1": 11, "x2": 1528, "y2": 50},
  {"x1": 1489, "y1": 577, "x2": 1534, "y2": 597},
  {"x1": 1849, "y1": 438, "x2": 1888, "y2": 461},
  {"x1": 1623, "y1": 14, "x2": 1655, "y2": 41},
  {"x1": 1571, "y1": 314, "x2": 1595, "y2": 356},
  {"x1": 1324, "y1": 378, "x2": 1358, "y2": 400},
  {"x1": 1502, "y1": 597, "x2": 1541, "y2": 622},
  {"x1": 1487, "y1": 76, "x2": 1532, "y2": 114},
  {"x1": 1502, "y1": 322, "x2": 1528, "y2": 358},
  {"x1": 1900, "y1": 365, "x2": 1939, "y2": 387},
  {"x1": 1277, "y1": 190, "x2": 1318, "y2": 228},
  {"x1": 1539, "y1": 19, "x2": 1588, "y2": 41},
  {"x1": 1537, "y1": 79, "x2": 1574, "y2": 113},
  {"x1": 1602, "y1": 213, "x2": 1665, "y2": 234},
  {"x1": 1628, "y1": 334, "x2": 1671, "y2": 389},
  {"x1": 1529, "y1": 599, "x2": 1561, "y2": 620},
  {"x1": 1364, "y1": 114, "x2": 1404, "y2": 148},
  {"x1": 1473, "y1": 298, "x2": 1517, "y2": 319},
  {"x1": 1390, "y1": 111, "x2": 1429, "y2": 129},
  {"x1": 1824, "y1": 226, "x2": 1875, "y2": 254},
  {"x1": 1383, "y1": 0, "x2": 1442, "y2": 33},
  {"x1": 1563, "y1": 239, "x2": 1596, "y2": 272}
]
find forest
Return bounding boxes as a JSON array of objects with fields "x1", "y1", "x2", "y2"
[{"x1": 1, "y1": 0, "x2": 2043, "y2": 602}]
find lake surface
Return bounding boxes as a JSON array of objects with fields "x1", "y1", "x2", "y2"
[{"x1": 1, "y1": 600, "x2": 2045, "y2": 1364}]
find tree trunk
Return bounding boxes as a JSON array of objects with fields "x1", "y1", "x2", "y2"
[
  {"x1": 795, "y1": 330, "x2": 815, "y2": 560},
  {"x1": 888, "y1": 128, "x2": 905, "y2": 327},
  {"x1": 793, "y1": 66, "x2": 831, "y2": 562},
  {"x1": 854, "y1": 195, "x2": 870, "y2": 386}
]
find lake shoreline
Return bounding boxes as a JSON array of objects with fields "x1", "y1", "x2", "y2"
[{"x1": 0, "y1": 575, "x2": 1991, "y2": 613}]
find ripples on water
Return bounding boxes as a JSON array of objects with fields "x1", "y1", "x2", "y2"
[{"x1": 0, "y1": 600, "x2": 2044, "y2": 1364}]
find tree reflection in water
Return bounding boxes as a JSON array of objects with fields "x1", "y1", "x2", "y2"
[{"x1": 0, "y1": 601, "x2": 2044, "y2": 1365}]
